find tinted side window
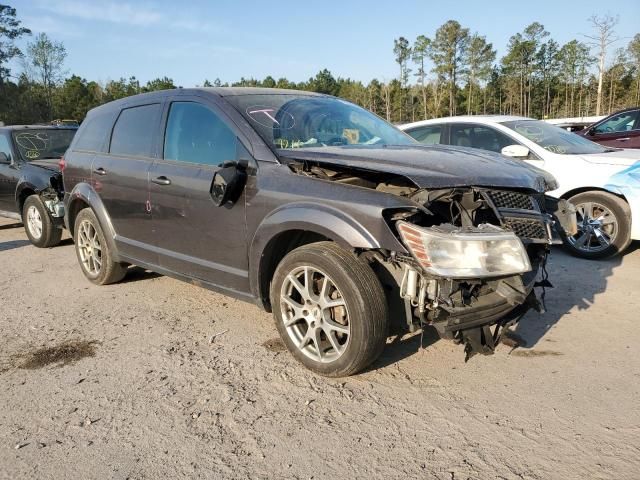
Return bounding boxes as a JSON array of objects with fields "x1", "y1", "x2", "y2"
[
  {"x1": 73, "y1": 112, "x2": 114, "y2": 152},
  {"x1": 595, "y1": 110, "x2": 640, "y2": 134},
  {"x1": 451, "y1": 124, "x2": 513, "y2": 153},
  {"x1": 407, "y1": 125, "x2": 442, "y2": 145},
  {"x1": 110, "y1": 104, "x2": 161, "y2": 157},
  {"x1": 0, "y1": 134, "x2": 12, "y2": 161},
  {"x1": 164, "y1": 102, "x2": 236, "y2": 166}
]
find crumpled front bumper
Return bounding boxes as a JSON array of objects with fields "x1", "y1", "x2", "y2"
[{"x1": 398, "y1": 253, "x2": 547, "y2": 361}]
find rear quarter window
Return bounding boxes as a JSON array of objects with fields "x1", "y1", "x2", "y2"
[
  {"x1": 110, "y1": 104, "x2": 162, "y2": 157},
  {"x1": 73, "y1": 112, "x2": 115, "y2": 152}
]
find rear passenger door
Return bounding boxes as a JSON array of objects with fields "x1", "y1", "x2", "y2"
[
  {"x1": 148, "y1": 97, "x2": 250, "y2": 293},
  {"x1": 93, "y1": 102, "x2": 163, "y2": 264}
]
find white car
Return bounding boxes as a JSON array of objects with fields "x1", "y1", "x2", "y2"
[{"x1": 400, "y1": 116, "x2": 640, "y2": 259}]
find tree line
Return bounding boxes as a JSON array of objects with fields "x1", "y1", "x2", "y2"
[{"x1": 1, "y1": 4, "x2": 639, "y2": 126}]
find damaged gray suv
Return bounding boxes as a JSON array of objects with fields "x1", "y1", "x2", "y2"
[{"x1": 63, "y1": 88, "x2": 574, "y2": 376}]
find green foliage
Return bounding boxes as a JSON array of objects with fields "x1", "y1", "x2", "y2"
[{"x1": 0, "y1": 4, "x2": 30, "y2": 82}]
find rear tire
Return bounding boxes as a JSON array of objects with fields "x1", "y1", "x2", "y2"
[
  {"x1": 563, "y1": 191, "x2": 631, "y2": 259},
  {"x1": 22, "y1": 195, "x2": 62, "y2": 248},
  {"x1": 74, "y1": 208, "x2": 126, "y2": 285},
  {"x1": 270, "y1": 242, "x2": 388, "y2": 377}
]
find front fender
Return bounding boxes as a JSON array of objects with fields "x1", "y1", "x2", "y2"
[
  {"x1": 248, "y1": 202, "x2": 405, "y2": 299},
  {"x1": 65, "y1": 182, "x2": 121, "y2": 261},
  {"x1": 14, "y1": 179, "x2": 41, "y2": 212}
]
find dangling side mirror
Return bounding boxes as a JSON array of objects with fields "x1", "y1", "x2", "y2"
[{"x1": 210, "y1": 160, "x2": 248, "y2": 207}]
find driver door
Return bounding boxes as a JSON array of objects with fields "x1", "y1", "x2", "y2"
[{"x1": 148, "y1": 97, "x2": 251, "y2": 294}]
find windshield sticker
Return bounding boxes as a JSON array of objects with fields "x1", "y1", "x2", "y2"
[
  {"x1": 15, "y1": 132, "x2": 50, "y2": 151},
  {"x1": 246, "y1": 106, "x2": 295, "y2": 129},
  {"x1": 15, "y1": 132, "x2": 52, "y2": 160}
]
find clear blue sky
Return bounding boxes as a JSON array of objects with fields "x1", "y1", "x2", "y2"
[{"x1": 11, "y1": 0, "x2": 640, "y2": 86}]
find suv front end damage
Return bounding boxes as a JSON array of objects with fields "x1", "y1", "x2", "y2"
[
  {"x1": 383, "y1": 187, "x2": 565, "y2": 360},
  {"x1": 35, "y1": 173, "x2": 66, "y2": 226},
  {"x1": 281, "y1": 155, "x2": 575, "y2": 360}
]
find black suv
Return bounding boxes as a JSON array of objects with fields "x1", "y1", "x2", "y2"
[
  {"x1": 0, "y1": 125, "x2": 76, "y2": 247},
  {"x1": 63, "y1": 88, "x2": 573, "y2": 376}
]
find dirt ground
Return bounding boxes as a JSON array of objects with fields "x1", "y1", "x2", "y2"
[{"x1": 0, "y1": 216, "x2": 639, "y2": 480}]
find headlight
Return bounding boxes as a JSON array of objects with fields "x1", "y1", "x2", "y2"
[{"x1": 397, "y1": 221, "x2": 531, "y2": 278}]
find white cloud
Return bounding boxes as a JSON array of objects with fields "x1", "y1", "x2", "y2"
[
  {"x1": 21, "y1": 15, "x2": 83, "y2": 37},
  {"x1": 34, "y1": 0, "x2": 223, "y2": 32},
  {"x1": 37, "y1": 0, "x2": 162, "y2": 26}
]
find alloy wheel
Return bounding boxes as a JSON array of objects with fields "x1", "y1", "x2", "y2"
[
  {"x1": 77, "y1": 220, "x2": 103, "y2": 275},
  {"x1": 26, "y1": 205, "x2": 43, "y2": 239},
  {"x1": 568, "y1": 201, "x2": 618, "y2": 254},
  {"x1": 280, "y1": 266, "x2": 350, "y2": 363}
]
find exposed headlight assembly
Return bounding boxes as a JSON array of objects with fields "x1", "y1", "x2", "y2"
[{"x1": 397, "y1": 221, "x2": 531, "y2": 278}]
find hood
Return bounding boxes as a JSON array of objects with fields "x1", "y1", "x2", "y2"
[
  {"x1": 278, "y1": 144, "x2": 556, "y2": 192},
  {"x1": 581, "y1": 149, "x2": 640, "y2": 167},
  {"x1": 28, "y1": 158, "x2": 61, "y2": 172}
]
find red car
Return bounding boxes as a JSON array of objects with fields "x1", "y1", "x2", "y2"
[{"x1": 578, "y1": 107, "x2": 640, "y2": 149}]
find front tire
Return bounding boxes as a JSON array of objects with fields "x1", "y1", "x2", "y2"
[
  {"x1": 74, "y1": 208, "x2": 126, "y2": 285},
  {"x1": 563, "y1": 191, "x2": 631, "y2": 259},
  {"x1": 22, "y1": 195, "x2": 62, "y2": 248},
  {"x1": 270, "y1": 242, "x2": 388, "y2": 377}
]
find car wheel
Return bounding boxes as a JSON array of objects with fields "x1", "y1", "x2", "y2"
[
  {"x1": 74, "y1": 208, "x2": 126, "y2": 285},
  {"x1": 22, "y1": 195, "x2": 63, "y2": 248},
  {"x1": 563, "y1": 191, "x2": 631, "y2": 259},
  {"x1": 270, "y1": 241, "x2": 388, "y2": 377}
]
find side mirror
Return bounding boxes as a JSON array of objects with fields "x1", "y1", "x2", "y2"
[
  {"x1": 0, "y1": 152, "x2": 10, "y2": 164},
  {"x1": 210, "y1": 162, "x2": 247, "y2": 207},
  {"x1": 501, "y1": 145, "x2": 530, "y2": 159},
  {"x1": 587, "y1": 127, "x2": 596, "y2": 136}
]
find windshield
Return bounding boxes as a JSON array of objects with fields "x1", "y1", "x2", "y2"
[
  {"x1": 501, "y1": 120, "x2": 608, "y2": 155},
  {"x1": 226, "y1": 94, "x2": 415, "y2": 150},
  {"x1": 12, "y1": 129, "x2": 76, "y2": 162}
]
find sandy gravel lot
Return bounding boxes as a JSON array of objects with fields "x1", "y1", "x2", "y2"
[{"x1": 0, "y1": 216, "x2": 639, "y2": 480}]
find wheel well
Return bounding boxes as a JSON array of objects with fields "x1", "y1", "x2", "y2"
[
  {"x1": 17, "y1": 188, "x2": 36, "y2": 216},
  {"x1": 67, "y1": 198, "x2": 90, "y2": 238},
  {"x1": 258, "y1": 230, "x2": 330, "y2": 311},
  {"x1": 561, "y1": 186, "x2": 627, "y2": 203}
]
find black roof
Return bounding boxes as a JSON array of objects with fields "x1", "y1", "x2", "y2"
[
  {"x1": 198, "y1": 87, "x2": 323, "y2": 97},
  {"x1": 0, "y1": 124, "x2": 78, "y2": 131},
  {"x1": 86, "y1": 87, "x2": 325, "y2": 117}
]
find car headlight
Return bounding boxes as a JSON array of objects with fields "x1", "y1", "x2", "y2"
[{"x1": 397, "y1": 221, "x2": 531, "y2": 278}]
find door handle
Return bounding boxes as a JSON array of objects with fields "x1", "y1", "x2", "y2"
[
  {"x1": 152, "y1": 176, "x2": 171, "y2": 185},
  {"x1": 618, "y1": 138, "x2": 630, "y2": 142},
  {"x1": 93, "y1": 167, "x2": 107, "y2": 176}
]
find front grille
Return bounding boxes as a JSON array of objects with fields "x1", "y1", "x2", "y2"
[
  {"x1": 502, "y1": 217, "x2": 548, "y2": 240},
  {"x1": 487, "y1": 190, "x2": 537, "y2": 211}
]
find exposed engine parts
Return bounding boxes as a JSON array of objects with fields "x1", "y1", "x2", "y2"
[{"x1": 284, "y1": 156, "x2": 572, "y2": 360}]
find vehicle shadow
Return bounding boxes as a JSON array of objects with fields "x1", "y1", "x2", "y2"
[
  {"x1": 365, "y1": 242, "x2": 635, "y2": 371},
  {"x1": 0, "y1": 239, "x2": 31, "y2": 252},
  {"x1": 0, "y1": 222, "x2": 22, "y2": 231},
  {"x1": 366, "y1": 327, "x2": 440, "y2": 372},
  {"x1": 120, "y1": 266, "x2": 162, "y2": 284},
  {"x1": 513, "y1": 243, "x2": 633, "y2": 349}
]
